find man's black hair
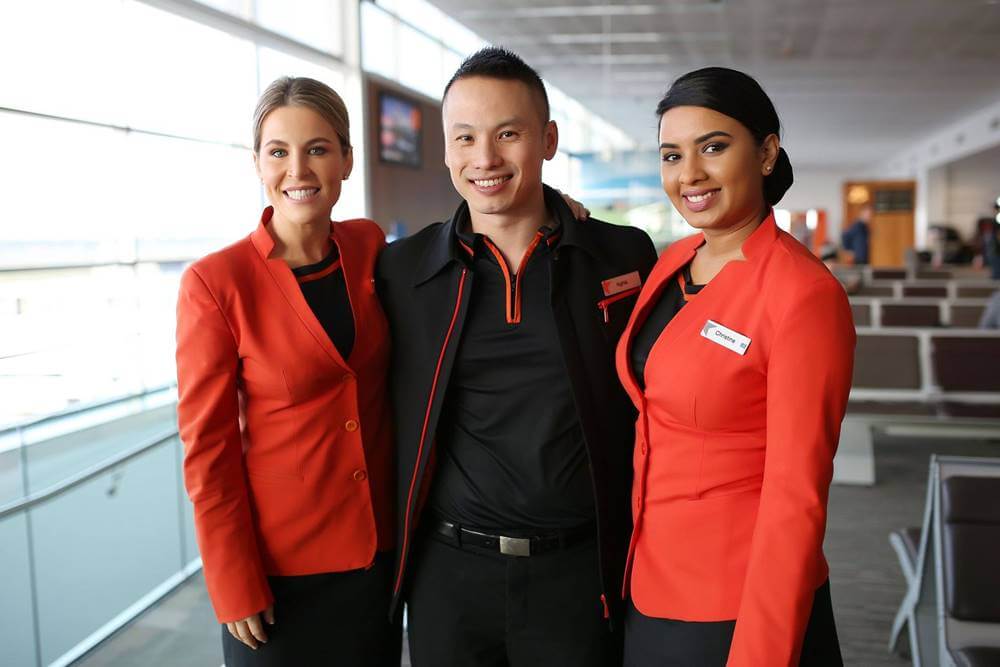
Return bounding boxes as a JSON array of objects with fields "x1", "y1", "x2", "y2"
[{"x1": 443, "y1": 46, "x2": 550, "y2": 122}]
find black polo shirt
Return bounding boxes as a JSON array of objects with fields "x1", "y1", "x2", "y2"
[{"x1": 426, "y1": 221, "x2": 595, "y2": 532}]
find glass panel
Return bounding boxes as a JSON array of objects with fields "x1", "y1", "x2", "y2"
[
  {"x1": 441, "y1": 49, "x2": 463, "y2": 88},
  {"x1": 386, "y1": 0, "x2": 447, "y2": 39},
  {"x1": 0, "y1": 512, "x2": 37, "y2": 667},
  {"x1": 398, "y1": 24, "x2": 443, "y2": 100},
  {"x1": 257, "y1": 47, "x2": 347, "y2": 93},
  {"x1": 360, "y1": 1, "x2": 397, "y2": 81},
  {"x1": 121, "y1": 1, "x2": 258, "y2": 144},
  {"x1": 176, "y1": 439, "x2": 201, "y2": 565},
  {"x1": 124, "y1": 132, "x2": 259, "y2": 256},
  {"x1": 0, "y1": 0, "x2": 126, "y2": 126},
  {"x1": 133, "y1": 265, "x2": 182, "y2": 392},
  {"x1": 195, "y1": 0, "x2": 252, "y2": 19},
  {"x1": 23, "y1": 405, "x2": 178, "y2": 494},
  {"x1": 0, "y1": 430, "x2": 25, "y2": 506},
  {"x1": 31, "y1": 440, "x2": 183, "y2": 665},
  {"x1": 0, "y1": 111, "x2": 127, "y2": 267},
  {"x1": 0, "y1": 264, "x2": 159, "y2": 423},
  {"x1": 256, "y1": 0, "x2": 343, "y2": 55}
]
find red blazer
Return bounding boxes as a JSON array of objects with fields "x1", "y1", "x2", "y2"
[
  {"x1": 616, "y1": 213, "x2": 855, "y2": 666},
  {"x1": 176, "y1": 207, "x2": 393, "y2": 623}
]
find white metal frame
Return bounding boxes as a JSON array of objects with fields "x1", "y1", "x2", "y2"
[{"x1": 892, "y1": 456, "x2": 1000, "y2": 666}]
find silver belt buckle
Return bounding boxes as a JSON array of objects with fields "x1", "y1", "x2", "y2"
[{"x1": 499, "y1": 535, "x2": 531, "y2": 557}]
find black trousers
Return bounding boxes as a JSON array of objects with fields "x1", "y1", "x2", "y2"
[
  {"x1": 406, "y1": 532, "x2": 620, "y2": 667},
  {"x1": 222, "y1": 550, "x2": 402, "y2": 667},
  {"x1": 624, "y1": 580, "x2": 843, "y2": 667}
]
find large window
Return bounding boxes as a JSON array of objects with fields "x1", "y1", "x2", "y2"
[
  {"x1": 0, "y1": 0, "x2": 361, "y2": 425},
  {"x1": 360, "y1": 0, "x2": 636, "y2": 193}
]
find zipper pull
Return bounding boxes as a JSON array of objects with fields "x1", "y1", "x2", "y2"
[
  {"x1": 600, "y1": 594, "x2": 610, "y2": 619},
  {"x1": 599, "y1": 303, "x2": 609, "y2": 323}
]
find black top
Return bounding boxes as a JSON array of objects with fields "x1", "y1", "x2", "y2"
[
  {"x1": 292, "y1": 246, "x2": 355, "y2": 361},
  {"x1": 426, "y1": 222, "x2": 595, "y2": 531},
  {"x1": 629, "y1": 263, "x2": 703, "y2": 387}
]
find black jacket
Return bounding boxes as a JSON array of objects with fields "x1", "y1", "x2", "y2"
[{"x1": 376, "y1": 185, "x2": 658, "y2": 622}]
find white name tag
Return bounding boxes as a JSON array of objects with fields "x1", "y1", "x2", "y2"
[{"x1": 700, "y1": 320, "x2": 751, "y2": 355}]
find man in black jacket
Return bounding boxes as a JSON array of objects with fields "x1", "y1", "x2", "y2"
[{"x1": 377, "y1": 47, "x2": 657, "y2": 666}]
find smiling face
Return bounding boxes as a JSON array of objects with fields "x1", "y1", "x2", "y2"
[
  {"x1": 658, "y1": 105, "x2": 777, "y2": 233},
  {"x1": 254, "y1": 105, "x2": 353, "y2": 229},
  {"x1": 442, "y1": 76, "x2": 557, "y2": 223}
]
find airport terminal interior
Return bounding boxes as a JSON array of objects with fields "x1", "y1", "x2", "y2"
[{"x1": 2, "y1": 0, "x2": 1000, "y2": 665}]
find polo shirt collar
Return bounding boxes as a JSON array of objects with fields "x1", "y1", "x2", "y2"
[{"x1": 413, "y1": 184, "x2": 602, "y2": 285}]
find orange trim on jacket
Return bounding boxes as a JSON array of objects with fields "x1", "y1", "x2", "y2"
[
  {"x1": 176, "y1": 207, "x2": 393, "y2": 623},
  {"x1": 481, "y1": 231, "x2": 546, "y2": 325},
  {"x1": 295, "y1": 257, "x2": 342, "y2": 284},
  {"x1": 615, "y1": 213, "x2": 855, "y2": 666},
  {"x1": 393, "y1": 268, "x2": 469, "y2": 595}
]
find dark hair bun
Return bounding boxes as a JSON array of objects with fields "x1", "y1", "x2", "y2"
[{"x1": 764, "y1": 147, "x2": 793, "y2": 206}]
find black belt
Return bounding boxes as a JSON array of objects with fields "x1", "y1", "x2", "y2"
[{"x1": 429, "y1": 519, "x2": 594, "y2": 557}]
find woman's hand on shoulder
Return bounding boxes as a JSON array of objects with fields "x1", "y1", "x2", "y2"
[
  {"x1": 558, "y1": 190, "x2": 591, "y2": 221},
  {"x1": 226, "y1": 605, "x2": 275, "y2": 650}
]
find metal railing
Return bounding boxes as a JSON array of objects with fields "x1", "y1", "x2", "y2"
[{"x1": 0, "y1": 389, "x2": 201, "y2": 667}]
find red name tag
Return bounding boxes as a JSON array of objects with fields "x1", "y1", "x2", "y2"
[{"x1": 601, "y1": 271, "x2": 641, "y2": 297}]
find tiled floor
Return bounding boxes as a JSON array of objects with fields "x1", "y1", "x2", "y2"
[{"x1": 74, "y1": 435, "x2": 999, "y2": 666}]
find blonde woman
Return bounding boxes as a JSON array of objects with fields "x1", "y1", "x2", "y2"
[{"x1": 176, "y1": 77, "x2": 398, "y2": 666}]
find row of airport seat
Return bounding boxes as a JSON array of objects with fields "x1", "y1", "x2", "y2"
[
  {"x1": 834, "y1": 328, "x2": 1000, "y2": 485},
  {"x1": 888, "y1": 456, "x2": 1000, "y2": 667},
  {"x1": 852, "y1": 280, "x2": 999, "y2": 300},
  {"x1": 834, "y1": 265, "x2": 994, "y2": 284},
  {"x1": 850, "y1": 297, "x2": 989, "y2": 329}
]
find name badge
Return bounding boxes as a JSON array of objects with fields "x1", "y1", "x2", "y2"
[
  {"x1": 601, "y1": 271, "x2": 641, "y2": 297},
  {"x1": 701, "y1": 320, "x2": 751, "y2": 355}
]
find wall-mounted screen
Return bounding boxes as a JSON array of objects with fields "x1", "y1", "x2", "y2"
[{"x1": 379, "y1": 91, "x2": 422, "y2": 168}]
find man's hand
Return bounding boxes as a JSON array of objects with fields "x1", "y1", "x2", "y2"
[
  {"x1": 226, "y1": 605, "x2": 275, "y2": 650},
  {"x1": 558, "y1": 190, "x2": 591, "y2": 221}
]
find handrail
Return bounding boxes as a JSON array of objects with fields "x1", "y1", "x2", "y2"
[
  {"x1": 0, "y1": 383, "x2": 176, "y2": 436},
  {"x1": 0, "y1": 427, "x2": 179, "y2": 520}
]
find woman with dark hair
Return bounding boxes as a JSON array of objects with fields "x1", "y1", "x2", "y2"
[{"x1": 616, "y1": 67, "x2": 854, "y2": 666}]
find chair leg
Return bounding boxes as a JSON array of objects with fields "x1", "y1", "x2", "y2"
[
  {"x1": 889, "y1": 605, "x2": 910, "y2": 656},
  {"x1": 888, "y1": 532, "x2": 917, "y2": 657}
]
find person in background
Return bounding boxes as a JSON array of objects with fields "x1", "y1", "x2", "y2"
[
  {"x1": 618, "y1": 67, "x2": 854, "y2": 666},
  {"x1": 841, "y1": 204, "x2": 871, "y2": 265},
  {"x1": 979, "y1": 289, "x2": 1000, "y2": 329},
  {"x1": 175, "y1": 77, "x2": 399, "y2": 666},
  {"x1": 982, "y1": 202, "x2": 1000, "y2": 279}
]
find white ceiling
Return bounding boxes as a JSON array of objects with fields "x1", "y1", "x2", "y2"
[{"x1": 423, "y1": 0, "x2": 1000, "y2": 168}]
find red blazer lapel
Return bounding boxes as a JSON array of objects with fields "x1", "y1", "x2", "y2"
[
  {"x1": 330, "y1": 219, "x2": 373, "y2": 368},
  {"x1": 616, "y1": 233, "x2": 702, "y2": 404},
  {"x1": 250, "y1": 207, "x2": 353, "y2": 374},
  {"x1": 615, "y1": 212, "x2": 782, "y2": 405}
]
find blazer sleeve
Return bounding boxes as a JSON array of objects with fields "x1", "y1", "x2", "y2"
[
  {"x1": 175, "y1": 266, "x2": 273, "y2": 623},
  {"x1": 727, "y1": 278, "x2": 855, "y2": 666}
]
